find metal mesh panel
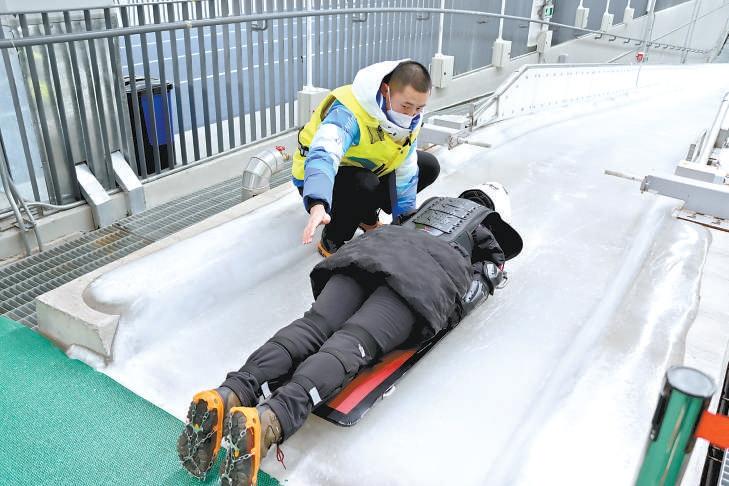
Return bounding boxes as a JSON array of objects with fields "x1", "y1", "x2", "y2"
[
  {"x1": 0, "y1": 226, "x2": 150, "y2": 328},
  {"x1": 0, "y1": 173, "x2": 283, "y2": 329},
  {"x1": 116, "y1": 177, "x2": 243, "y2": 240}
]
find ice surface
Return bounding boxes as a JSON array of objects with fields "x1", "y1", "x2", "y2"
[{"x1": 82, "y1": 66, "x2": 729, "y2": 485}]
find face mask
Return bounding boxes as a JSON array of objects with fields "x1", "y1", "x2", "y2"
[{"x1": 386, "y1": 87, "x2": 416, "y2": 129}]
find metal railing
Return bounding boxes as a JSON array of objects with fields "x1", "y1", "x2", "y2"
[{"x1": 0, "y1": 1, "x2": 717, "y2": 224}]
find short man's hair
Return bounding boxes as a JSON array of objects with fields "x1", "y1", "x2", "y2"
[{"x1": 383, "y1": 61, "x2": 432, "y2": 93}]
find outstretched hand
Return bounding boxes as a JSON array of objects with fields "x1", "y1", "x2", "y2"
[{"x1": 302, "y1": 204, "x2": 331, "y2": 244}]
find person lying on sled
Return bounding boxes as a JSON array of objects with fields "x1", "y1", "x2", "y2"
[{"x1": 177, "y1": 183, "x2": 523, "y2": 486}]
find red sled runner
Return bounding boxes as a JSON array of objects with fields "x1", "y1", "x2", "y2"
[{"x1": 312, "y1": 325, "x2": 454, "y2": 426}]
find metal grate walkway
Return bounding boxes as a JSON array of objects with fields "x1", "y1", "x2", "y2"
[{"x1": 0, "y1": 176, "x2": 252, "y2": 328}]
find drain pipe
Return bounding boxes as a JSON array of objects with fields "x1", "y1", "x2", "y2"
[
  {"x1": 8, "y1": 177, "x2": 44, "y2": 252},
  {"x1": 0, "y1": 133, "x2": 45, "y2": 255},
  {"x1": 0, "y1": 152, "x2": 33, "y2": 255},
  {"x1": 241, "y1": 146, "x2": 291, "y2": 200}
]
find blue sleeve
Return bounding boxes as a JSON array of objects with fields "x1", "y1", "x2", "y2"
[
  {"x1": 391, "y1": 145, "x2": 419, "y2": 218},
  {"x1": 302, "y1": 101, "x2": 360, "y2": 212}
]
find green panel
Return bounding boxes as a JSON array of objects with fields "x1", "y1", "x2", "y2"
[{"x1": 0, "y1": 316, "x2": 279, "y2": 486}]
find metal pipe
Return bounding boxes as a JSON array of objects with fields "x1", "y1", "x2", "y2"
[
  {"x1": 604, "y1": 169, "x2": 643, "y2": 182},
  {"x1": 305, "y1": 0, "x2": 313, "y2": 87},
  {"x1": 138, "y1": 6, "x2": 162, "y2": 174},
  {"x1": 105, "y1": 8, "x2": 137, "y2": 175},
  {"x1": 61, "y1": 12, "x2": 99, "y2": 183},
  {"x1": 498, "y1": 0, "x2": 505, "y2": 39},
  {"x1": 41, "y1": 12, "x2": 78, "y2": 199},
  {"x1": 120, "y1": 8, "x2": 149, "y2": 177},
  {"x1": 0, "y1": 140, "x2": 33, "y2": 255},
  {"x1": 84, "y1": 9, "x2": 115, "y2": 188},
  {"x1": 287, "y1": 0, "x2": 295, "y2": 124},
  {"x1": 681, "y1": 0, "x2": 702, "y2": 64},
  {"x1": 436, "y1": 0, "x2": 445, "y2": 54},
  {"x1": 246, "y1": 0, "x2": 258, "y2": 141},
  {"x1": 241, "y1": 147, "x2": 291, "y2": 199},
  {"x1": 222, "y1": 0, "x2": 236, "y2": 149},
  {"x1": 277, "y1": 10, "x2": 286, "y2": 131},
  {"x1": 235, "y1": 0, "x2": 248, "y2": 146},
  {"x1": 0, "y1": 7, "x2": 711, "y2": 55},
  {"x1": 314, "y1": 0, "x2": 321, "y2": 85},
  {"x1": 256, "y1": 0, "x2": 268, "y2": 138},
  {"x1": 209, "y1": 0, "x2": 224, "y2": 153},
  {"x1": 153, "y1": 3, "x2": 176, "y2": 166},
  {"x1": 18, "y1": 14, "x2": 63, "y2": 204},
  {"x1": 266, "y1": 0, "x2": 276, "y2": 133},
  {"x1": 182, "y1": 2, "x2": 201, "y2": 161},
  {"x1": 167, "y1": 2, "x2": 188, "y2": 164},
  {"x1": 196, "y1": 1, "x2": 213, "y2": 158},
  {"x1": 7, "y1": 177, "x2": 44, "y2": 252}
]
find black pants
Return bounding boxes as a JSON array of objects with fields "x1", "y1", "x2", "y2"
[
  {"x1": 221, "y1": 274, "x2": 415, "y2": 441},
  {"x1": 324, "y1": 150, "x2": 440, "y2": 244}
]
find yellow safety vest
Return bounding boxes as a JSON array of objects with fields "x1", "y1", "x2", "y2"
[{"x1": 292, "y1": 85, "x2": 420, "y2": 181}]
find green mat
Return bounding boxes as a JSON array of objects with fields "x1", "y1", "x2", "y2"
[{"x1": 0, "y1": 316, "x2": 280, "y2": 486}]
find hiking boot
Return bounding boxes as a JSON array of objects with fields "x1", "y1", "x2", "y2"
[
  {"x1": 220, "y1": 405, "x2": 283, "y2": 486},
  {"x1": 317, "y1": 234, "x2": 343, "y2": 257},
  {"x1": 177, "y1": 387, "x2": 241, "y2": 479}
]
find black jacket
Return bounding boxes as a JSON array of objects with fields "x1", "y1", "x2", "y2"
[{"x1": 310, "y1": 225, "x2": 476, "y2": 339}]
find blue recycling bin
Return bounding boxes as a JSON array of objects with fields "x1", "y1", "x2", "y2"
[{"x1": 124, "y1": 76, "x2": 175, "y2": 175}]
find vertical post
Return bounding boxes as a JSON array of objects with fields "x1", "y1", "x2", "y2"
[
  {"x1": 498, "y1": 0, "x2": 505, "y2": 40},
  {"x1": 255, "y1": 0, "x2": 268, "y2": 137},
  {"x1": 306, "y1": 0, "x2": 313, "y2": 87},
  {"x1": 121, "y1": 8, "x2": 149, "y2": 177},
  {"x1": 222, "y1": 0, "x2": 237, "y2": 149},
  {"x1": 182, "y1": 2, "x2": 201, "y2": 161},
  {"x1": 636, "y1": 367, "x2": 715, "y2": 486},
  {"x1": 196, "y1": 1, "x2": 213, "y2": 157},
  {"x1": 19, "y1": 14, "x2": 63, "y2": 204},
  {"x1": 167, "y1": 3, "x2": 188, "y2": 164},
  {"x1": 152, "y1": 4, "x2": 175, "y2": 168},
  {"x1": 209, "y1": 0, "x2": 224, "y2": 153},
  {"x1": 642, "y1": 0, "x2": 657, "y2": 51},
  {"x1": 104, "y1": 8, "x2": 138, "y2": 174},
  {"x1": 83, "y1": 9, "x2": 114, "y2": 187},
  {"x1": 246, "y1": 0, "x2": 258, "y2": 141},
  {"x1": 234, "y1": 0, "x2": 247, "y2": 145},
  {"x1": 436, "y1": 0, "x2": 445, "y2": 55},
  {"x1": 41, "y1": 12, "x2": 78, "y2": 199},
  {"x1": 681, "y1": 0, "x2": 702, "y2": 64},
  {"x1": 266, "y1": 0, "x2": 277, "y2": 133},
  {"x1": 287, "y1": 0, "x2": 295, "y2": 125},
  {"x1": 137, "y1": 6, "x2": 162, "y2": 174}
]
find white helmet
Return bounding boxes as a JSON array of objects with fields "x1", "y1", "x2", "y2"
[{"x1": 458, "y1": 182, "x2": 512, "y2": 223}]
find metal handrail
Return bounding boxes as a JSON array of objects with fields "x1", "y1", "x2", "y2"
[
  {"x1": 4, "y1": 0, "x2": 211, "y2": 15},
  {"x1": 468, "y1": 61, "x2": 662, "y2": 126},
  {"x1": 0, "y1": 7, "x2": 712, "y2": 54}
]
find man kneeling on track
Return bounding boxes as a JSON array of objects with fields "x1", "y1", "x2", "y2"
[{"x1": 177, "y1": 183, "x2": 523, "y2": 486}]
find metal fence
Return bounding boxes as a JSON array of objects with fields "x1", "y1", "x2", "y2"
[{"x1": 0, "y1": 0, "x2": 711, "y2": 215}]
